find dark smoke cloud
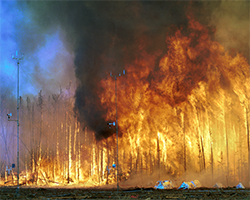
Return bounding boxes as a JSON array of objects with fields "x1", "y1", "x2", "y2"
[{"x1": 24, "y1": 1, "x2": 248, "y2": 140}]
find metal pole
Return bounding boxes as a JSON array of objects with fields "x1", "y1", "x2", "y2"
[
  {"x1": 110, "y1": 70, "x2": 125, "y2": 193},
  {"x1": 17, "y1": 60, "x2": 20, "y2": 188},
  {"x1": 115, "y1": 76, "x2": 119, "y2": 192},
  {"x1": 12, "y1": 51, "x2": 23, "y2": 189}
]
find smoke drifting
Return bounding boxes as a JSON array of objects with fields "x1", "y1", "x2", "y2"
[
  {"x1": 21, "y1": 1, "x2": 249, "y2": 140},
  {"x1": 209, "y1": 1, "x2": 249, "y2": 60},
  {"x1": 1, "y1": 1, "x2": 75, "y2": 97}
]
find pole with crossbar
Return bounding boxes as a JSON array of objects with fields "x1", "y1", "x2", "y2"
[
  {"x1": 110, "y1": 70, "x2": 125, "y2": 193},
  {"x1": 12, "y1": 51, "x2": 24, "y2": 188}
]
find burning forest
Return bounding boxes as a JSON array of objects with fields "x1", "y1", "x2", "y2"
[{"x1": 0, "y1": 1, "x2": 250, "y2": 189}]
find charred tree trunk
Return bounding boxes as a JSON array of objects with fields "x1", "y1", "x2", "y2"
[
  {"x1": 26, "y1": 97, "x2": 32, "y2": 173},
  {"x1": 64, "y1": 111, "x2": 67, "y2": 180},
  {"x1": 211, "y1": 141, "x2": 213, "y2": 181},
  {"x1": 200, "y1": 136, "x2": 206, "y2": 171},
  {"x1": 149, "y1": 141, "x2": 152, "y2": 175},
  {"x1": 101, "y1": 142, "x2": 103, "y2": 183},
  {"x1": 77, "y1": 121, "x2": 81, "y2": 182},
  {"x1": 245, "y1": 107, "x2": 250, "y2": 186},
  {"x1": 182, "y1": 112, "x2": 186, "y2": 173},
  {"x1": 106, "y1": 137, "x2": 109, "y2": 185},
  {"x1": 74, "y1": 118, "x2": 77, "y2": 182},
  {"x1": 38, "y1": 90, "x2": 43, "y2": 184},
  {"x1": 224, "y1": 111, "x2": 229, "y2": 183},
  {"x1": 56, "y1": 99, "x2": 59, "y2": 180},
  {"x1": 31, "y1": 103, "x2": 36, "y2": 182},
  {"x1": 68, "y1": 123, "x2": 71, "y2": 183},
  {"x1": 157, "y1": 132, "x2": 160, "y2": 179}
]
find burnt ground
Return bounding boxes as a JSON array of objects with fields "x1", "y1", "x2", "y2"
[{"x1": 0, "y1": 187, "x2": 250, "y2": 200}]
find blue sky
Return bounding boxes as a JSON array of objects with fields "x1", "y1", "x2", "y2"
[{"x1": 0, "y1": 1, "x2": 75, "y2": 98}]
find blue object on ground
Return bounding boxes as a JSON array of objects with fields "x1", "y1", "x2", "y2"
[
  {"x1": 154, "y1": 181, "x2": 164, "y2": 189},
  {"x1": 236, "y1": 183, "x2": 245, "y2": 189},
  {"x1": 178, "y1": 182, "x2": 189, "y2": 189}
]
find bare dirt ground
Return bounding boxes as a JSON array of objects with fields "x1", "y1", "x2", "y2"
[{"x1": 0, "y1": 186, "x2": 250, "y2": 200}]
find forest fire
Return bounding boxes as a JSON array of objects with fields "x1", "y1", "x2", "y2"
[
  {"x1": 1, "y1": 14, "x2": 249, "y2": 189},
  {"x1": 99, "y1": 16, "x2": 250, "y2": 187}
]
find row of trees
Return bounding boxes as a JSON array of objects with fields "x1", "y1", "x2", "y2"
[
  {"x1": 1, "y1": 78, "x2": 250, "y2": 187},
  {"x1": 1, "y1": 82, "x2": 124, "y2": 185}
]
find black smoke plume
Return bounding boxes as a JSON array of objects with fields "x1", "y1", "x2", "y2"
[{"x1": 23, "y1": 1, "x2": 248, "y2": 140}]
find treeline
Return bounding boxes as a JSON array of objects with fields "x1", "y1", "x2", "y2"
[{"x1": 0, "y1": 82, "x2": 122, "y2": 185}]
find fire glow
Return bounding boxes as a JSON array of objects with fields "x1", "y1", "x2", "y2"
[
  {"x1": 100, "y1": 16, "x2": 250, "y2": 186},
  {"x1": 1, "y1": 16, "x2": 249, "y2": 188}
]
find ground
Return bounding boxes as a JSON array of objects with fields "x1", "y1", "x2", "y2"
[{"x1": 0, "y1": 186, "x2": 250, "y2": 199}]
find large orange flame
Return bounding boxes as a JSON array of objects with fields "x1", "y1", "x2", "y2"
[{"x1": 99, "y1": 16, "x2": 250, "y2": 185}]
